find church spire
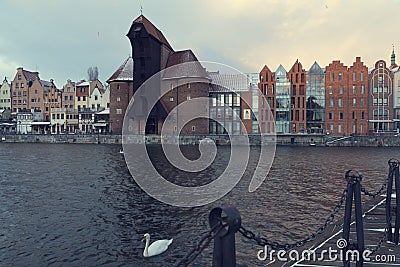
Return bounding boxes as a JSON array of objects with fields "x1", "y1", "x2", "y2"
[{"x1": 391, "y1": 44, "x2": 396, "y2": 66}]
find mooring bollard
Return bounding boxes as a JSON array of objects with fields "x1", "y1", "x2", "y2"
[
  {"x1": 209, "y1": 206, "x2": 241, "y2": 267},
  {"x1": 386, "y1": 159, "x2": 400, "y2": 244},
  {"x1": 342, "y1": 170, "x2": 365, "y2": 267}
]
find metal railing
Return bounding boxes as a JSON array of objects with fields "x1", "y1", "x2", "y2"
[{"x1": 175, "y1": 159, "x2": 400, "y2": 267}]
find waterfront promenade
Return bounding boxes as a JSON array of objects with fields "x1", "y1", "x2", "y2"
[
  {"x1": 287, "y1": 194, "x2": 400, "y2": 267},
  {"x1": 2, "y1": 133, "x2": 400, "y2": 146}
]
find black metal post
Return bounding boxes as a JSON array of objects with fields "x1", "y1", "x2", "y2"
[
  {"x1": 342, "y1": 170, "x2": 365, "y2": 267},
  {"x1": 209, "y1": 206, "x2": 241, "y2": 267},
  {"x1": 394, "y1": 161, "x2": 400, "y2": 244},
  {"x1": 386, "y1": 159, "x2": 397, "y2": 242}
]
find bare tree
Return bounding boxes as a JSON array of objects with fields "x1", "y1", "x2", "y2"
[{"x1": 87, "y1": 66, "x2": 99, "y2": 81}]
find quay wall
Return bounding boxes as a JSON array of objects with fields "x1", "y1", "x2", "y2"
[{"x1": 0, "y1": 133, "x2": 400, "y2": 146}]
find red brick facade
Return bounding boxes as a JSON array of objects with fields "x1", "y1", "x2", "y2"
[
  {"x1": 288, "y1": 60, "x2": 306, "y2": 133},
  {"x1": 325, "y1": 57, "x2": 369, "y2": 136},
  {"x1": 258, "y1": 65, "x2": 276, "y2": 133}
]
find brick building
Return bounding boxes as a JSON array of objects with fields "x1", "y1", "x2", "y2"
[
  {"x1": 107, "y1": 56, "x2": 134, "y2": 134},
  {"x1": 124, "y1": 14, "x2": 210, "y2": 135},
  {"x1": 11, "y1": 67, "x2": 39, "y2": 112},
  {"x1": 348, "y1": 57, "x2": 369, "y2": 135},
  {"x1": 258, "y1": 65, "x2": 276, "y2": 134},
  {"x1": 325, "y1": 57, "x2": 369, "y2": 136},
  {"x1": 288, "y1": 60, "x2": 306, "y2": 133}
]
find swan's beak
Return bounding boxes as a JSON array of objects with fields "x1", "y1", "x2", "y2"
[{"x1": 140, "y1": 237, "x2": 146, "y2": 242}]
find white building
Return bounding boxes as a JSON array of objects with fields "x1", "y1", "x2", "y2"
[
  {"x1": 0, "y1": 77, "x2": 11, "y2": 110},
  {"x1": 50, "y1": 108, "x2": 67, "y2": 134},
  {"x1": 89, "y1": 84, "x2": 107, "y2": 111},
  {"x1": 16, "y1": 111, "x2": 33, "y2": 134}
]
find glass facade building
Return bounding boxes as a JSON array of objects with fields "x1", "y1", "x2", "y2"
[
  {"x1": 306, "y1": 62, "x2": 325, "y2": 133},
  {"x1": 275, "y1": 65, "x2": 290, "y2": 133}
]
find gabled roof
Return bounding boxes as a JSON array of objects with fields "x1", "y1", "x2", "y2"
[
  {"x1": 131, "y1": 15, "x2": 173, "y2": 50},
  {"x1": 22, "y1": 70, "x2": 39, "y2": 81},
  {"x1": 107, "y1": 57, "x2": 133, "y2": 83},
  {"x1": 76, "y1": 81, "x2": 90, "y2": 87},
  {"x1": 163, "y1": 50, "x2": 208, "y2": 79},
  {"x1": 308, "y1": 61, "x2": 324, "y2": 74},
  {"x1": 40, "y1": 80, "x2": 53, "y2": 88}
]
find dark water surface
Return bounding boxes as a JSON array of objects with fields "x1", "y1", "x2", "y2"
[{"x1": 0, "y1": 143, "x2": 398, "y2": 266}]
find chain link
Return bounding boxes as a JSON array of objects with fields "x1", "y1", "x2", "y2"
[
  {"x1": 360, "y1": 166, "x2": 393, "y2": 198},
  {"x1": 239, "y1": 185, "x2": 349, "y2": 251},
  {"x1": 175, "y1": 222, "x2": 226, "y2": 267},
  {"x1": 367, "y1": 227, "x2": 388, "y2": 256}
]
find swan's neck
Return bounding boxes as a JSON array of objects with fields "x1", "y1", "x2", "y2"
[{"x1": 144, "y1": 237, "x2": 150, "y2": 257}]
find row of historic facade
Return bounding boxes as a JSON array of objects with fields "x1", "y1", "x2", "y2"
[
  {"x1": 1, "y1": 14, "x2": 400, "y2": 137},
  {"x1": 259, "y1": 54, "x2": 400, "y2": 136}
]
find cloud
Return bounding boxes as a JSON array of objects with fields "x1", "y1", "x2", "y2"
[{"x1": 0, "y1": 56, "x2": 19, "y2": 81}]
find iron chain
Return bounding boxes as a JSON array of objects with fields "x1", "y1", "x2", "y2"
[
  {"x1": 239, "y1": 185, "x2": 348, "y2": 251},
  {"x1": 360, "y1": 167, "x2": 392, "y2": 198},
  {"x1": 175, "y1": 223, "x2": 226, "y2": 267},
  {"x1": 367, "y1": 227, "x2": 388, "y2": 256}
]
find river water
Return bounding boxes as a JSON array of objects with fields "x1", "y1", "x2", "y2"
[{"x1": 0, "y1": 143, "x2": 398, "y2": 267}]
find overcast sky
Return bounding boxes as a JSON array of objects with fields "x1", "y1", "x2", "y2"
[{"x1": 0, "y1": 0, "x2": 399, "y2": 87}]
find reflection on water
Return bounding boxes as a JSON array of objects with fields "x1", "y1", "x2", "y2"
[{"x1": 0, "y1": 144, "x2": 398, "y2": 266}]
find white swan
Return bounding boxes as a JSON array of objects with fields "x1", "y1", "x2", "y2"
[{"x1": 141, "y1": 233, "x2": 173, "y2": 257}]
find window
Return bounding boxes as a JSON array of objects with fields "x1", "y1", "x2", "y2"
[
  {"x1": 329, "y1": 86, "x2": 333, "y2": 94},
  {"x1": 338, "y1": 98, "x2": 342, "y2": 107},
  {"x1": 329, "y1": 112, "x2": 333, "y2": 120},
  {"x1": 378, "y1": 76, "x2": 383, "y2": 82},
  {"x1": 338, "y1": 124, "x2": 342, "y2": 133},
  {"x1": 361, "y1": 111, "x2": 365, "y2": 119},
  {"x1": 187, "y1": 83, "x2": 191, "y2": 88},
  {"x1": 117, "y1": 84, "x2": 121, "y2": 90},
  {"x1": 21, "y1": 83, "x2": 24, "y2": 88},
  {"x1": 65, "y1": 96, "x2": 68, "y2": 101},
  {"x1": 353, "y1": 98, "x2": 356, "y2": 107},
  {"x1": 95, "y1": 95, "x2": 98, "y2": 101},
  {"x1": 61, "y1": 114, "x2": 64, "y2": 119},
  {"x1": 330, "y1": 124, "x2": 334, "y2": 132},
  {"x1": 339, "y1": 112, "x2": 343, "y2": 120},
  {"x1": 330, "y1": 98, "x2": 334, "y2": 107},
  {"x1": 360, "y1": 124, "x2": 364, "y2": 133},
  {"x1": 92, "y1": 104, "x2": 95, "y2": 109},
  {"x1": 117, "y1": 97, "x2": 121, "y2": 102},
  {"x1": 339, "y1": 72, "x2": 342, "y2": 81},
  {"x1": 169, "y1": 97, "x2": 174, "y2": 102},
  {"x1": 360, "y1": 98, "x2": 364, "y2": 107},
  {"x1": 52, "y1": 114, "x2": 55, "y2": 119},
  {"x1": 80, "y1": 88, "x2": 85, "y2": 93},
  {"x1": 352, "y1": 111, "x2": 355, "y2": 120},
  {"x1": 187, "y1": 95, "x2": 191, "y2": 101},
  {"x1": 339, "y1": 86, "x2": 344, "y2": 94},
  {"x1": 353, "y1": 72, "x2": 356, "y2": 81},
  {"x1": 352, "y1": 85, "x2": 356, "y2": 94},
  {"x1": 15, "y1": 83, "x2": 19, "y2": 88},
  {"x1": 192, "y1": 126, "x2": 195, "y2": 132},
  {"x1": 83, "y1": 96, "x2": 86, "y2": 101},
  {"x1": 70, "y1": 96, "x2": 73, "y2": 101},
  {"x1": 116, "y1": 109, "x2": 122, "y2": 114},
  {"x1": 18, "y1": 74, "x2": 21, "y2": 80},
  {"x1": 78, "y1": 96, "x2": 81, "y2": 101},
  {"x1": 360, "y1": 72, "x2": 364, "y2": 81},
  {"x1": 331, "y1": 73, "x2": 334, "y2": 81},
  {"x1": 361, "y1": 85, "x2": 365, "y2": 94}
]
